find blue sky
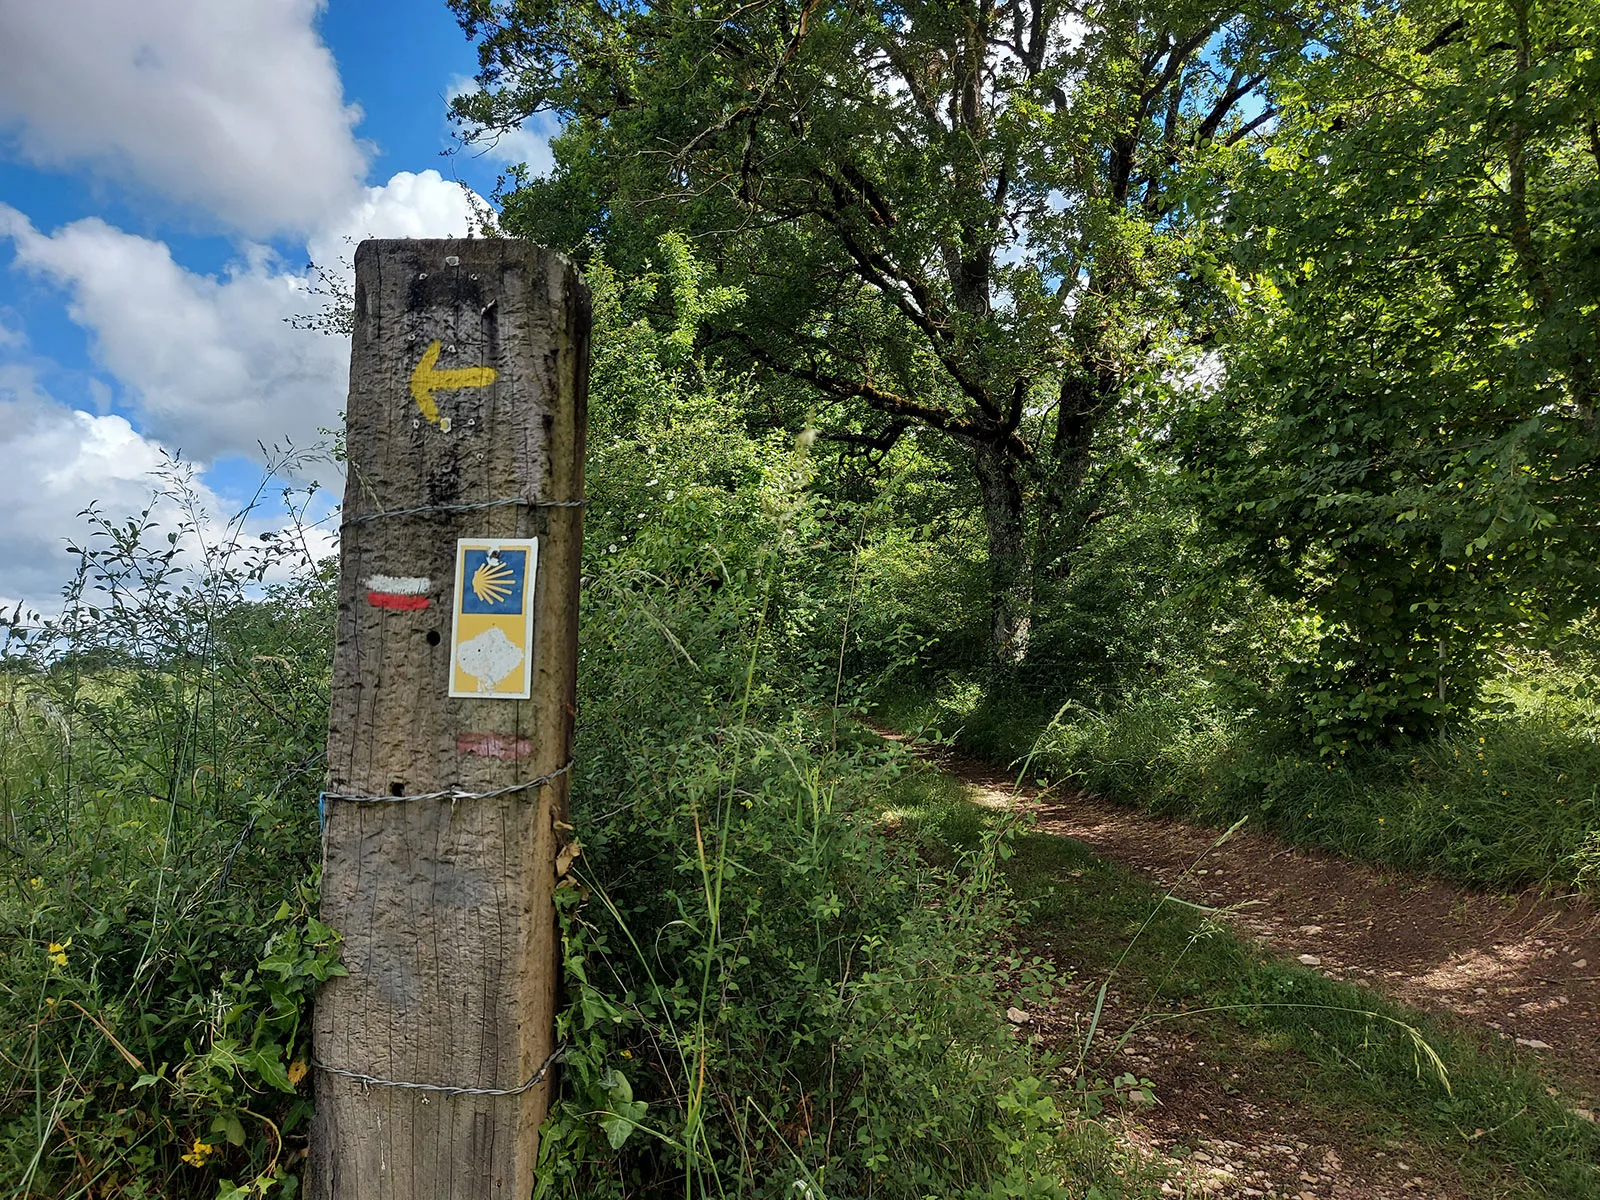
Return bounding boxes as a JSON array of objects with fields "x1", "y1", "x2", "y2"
[{"x1": 0, "y1": 0, "x2": 551, "y2": 608}]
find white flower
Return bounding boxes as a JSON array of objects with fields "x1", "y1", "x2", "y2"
[{"x1": 608, "y1": 544, "x2": 618, "y2": 553}]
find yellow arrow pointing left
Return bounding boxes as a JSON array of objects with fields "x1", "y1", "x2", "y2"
[{"x1": 409, "y1": 340, "x2": 497, "y2": 425}]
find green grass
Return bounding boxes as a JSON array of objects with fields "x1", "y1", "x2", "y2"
[
  {"x1": 879, "y1": 762, "x2": 1600, "y2": 1199},
  {"x1": 874, "y1": 656, "x2": 1600, "y2": 894}
]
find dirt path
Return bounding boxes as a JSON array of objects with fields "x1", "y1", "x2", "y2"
[{"x1": 921, "y1": 743, "x2": 1600, "y2": 1198}]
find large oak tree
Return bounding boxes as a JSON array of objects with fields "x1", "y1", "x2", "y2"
[{"x1": 451, "y1": 0, "x2": 1318, "y2": 665}]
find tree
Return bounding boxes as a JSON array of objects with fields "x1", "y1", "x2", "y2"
[
  {"x1": 1186, "y1": 0, "x2": 1600, "y2": 742},
  {"x1": 449, "y1": 0, "x2": 1317, "y2": 667}
]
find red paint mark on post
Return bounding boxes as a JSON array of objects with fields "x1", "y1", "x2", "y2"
[
  {"x1": 457, "y1": 732, "x2": 535, "y2": 760},
  {"x1": 366, "y1": 575, "x2": 431, "y2": 610}
]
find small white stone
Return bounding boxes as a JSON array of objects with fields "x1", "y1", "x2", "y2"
[
  {"x1": 1005, "y1": 1007, "x2": 1030, "y2": 1024},
  {"x1": 1515, "y1": 1037, "x2": 1552, "y2": 1050},
  {"x1": 1297, "y1": 954, "x2": 1322, "y2": 966}
]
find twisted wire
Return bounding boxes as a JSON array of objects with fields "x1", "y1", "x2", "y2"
[
  {"x1": 319, "y1": 761, "x2": 571, "y2": 808},
  {"x1": 346, "y1": 497, "x2": 585, "y2": 524},
  {"x1": 315, "y1": 1044, "x2": 564, "y2": 1097}
]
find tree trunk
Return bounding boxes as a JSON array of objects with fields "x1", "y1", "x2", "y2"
[{"x1": 972, "y1": 443, "x2": 1032, "y2": 668}]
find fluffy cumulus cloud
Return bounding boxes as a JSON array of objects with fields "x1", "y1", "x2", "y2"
[
  {"x1": 0, "y1": 362, "x2": 177, "y2": 607},
  {"x1": 0, "y1": 0, "x2": 367, "y2": 237},
  {"x1": 0, "y1": 172, "x2": 483, "y2": 605},
  {"x1": 0, "y1": 172, "x2": 482, "y2": 463}
]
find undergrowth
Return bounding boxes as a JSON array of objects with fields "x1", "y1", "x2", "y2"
[
  {"x1": 0, "y1": 246, "x2": 1154, "y2": 1199},
  {"x1": 529, "y1": 244, "x2": 1132, "y2": 1198}
]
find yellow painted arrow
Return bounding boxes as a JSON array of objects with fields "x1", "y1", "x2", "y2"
[{"x1": 409, "y1": 340, "x2": 497, "y2": 425}]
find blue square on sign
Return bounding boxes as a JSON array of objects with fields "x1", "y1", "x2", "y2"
[{"x1": 460, "y1": 548, "x2": 528, "y2": 614}]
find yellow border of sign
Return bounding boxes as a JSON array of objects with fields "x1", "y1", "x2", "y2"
[{"x1": 447, "y1": 537, "x2": 539, "y2": 700}]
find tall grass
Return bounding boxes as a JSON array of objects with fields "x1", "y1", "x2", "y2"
[{"x1": 0, "y1": 456, "x2": 338, "y2": 1197}]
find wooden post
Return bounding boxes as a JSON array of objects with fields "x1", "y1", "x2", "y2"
[{"x1": 310, "y1": 239, "x2": 588, "y2": 1198}]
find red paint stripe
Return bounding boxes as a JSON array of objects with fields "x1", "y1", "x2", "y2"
[
  {"x1": 458, "y1": 732, "x2": 534, "y2": 760},
  {"x1": 368, "y1": 592, "x2": 430, "y2": 611}
]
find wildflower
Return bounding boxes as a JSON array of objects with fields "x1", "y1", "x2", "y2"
[
  {"x1": 28, "y1": 877, "x2": 42, "y2": 890},
  {"x1": 46, "y1": 938, "x2": 70, "y2": 968},
  {"x1": 181, "y1": 1140, "x2": 215, "y2": 1168},
  {"x1": 1378, "y1": 818, "x2": 1386, "y2": 824},
  {"x1": 287, "y1": 1060, "x2": 308, "y2": 1087},
  {"x1": 620, "y1": 1049, "x2": 633, "y2": 1059}
]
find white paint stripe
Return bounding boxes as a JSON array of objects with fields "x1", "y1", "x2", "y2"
[{"x1": 364, "y1": 575, "x2": 431, "y2": 595}]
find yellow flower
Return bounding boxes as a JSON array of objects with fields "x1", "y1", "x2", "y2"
[
  {"x1": 181, "y1": 1140, "x2": 215, "y2": 1167},
  {"x1": 620, "y1": 1049, "x2": 633, "y2": 1059},
  {"x1": 287, "y1": 1060, "x2": 308, "y2": 1087},
  {"x1": 46, "y1": 938, "x2": 71, "y2": 968},
  {"x1": 28, "y1": 877, "x2": 42, "y2": 890}
]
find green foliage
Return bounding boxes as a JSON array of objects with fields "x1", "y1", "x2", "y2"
[
  {"x1": 533, "y1": 253, "x2": 1092, "y2": 1198},
  {"x1": 1185, "y1": 0, "x2": 1600, "y2": 743},
  {"x1": 450, "y1": 0, "x2": 1320, "y2": 665},
  {"x1": 0, "y1": 248, "x2": 1118, "y2": 1198},
  {"x1": 0, "y1": 461, "x2": 336, "y2": 1196}
]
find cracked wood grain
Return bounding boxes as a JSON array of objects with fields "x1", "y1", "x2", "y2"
[{"x1": 309, "y1": 239, "x2": 589, "y2": 1199}]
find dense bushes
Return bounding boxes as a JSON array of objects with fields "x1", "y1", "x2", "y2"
[
  {"x1": 0, "y1": 249, "x2": 1094, "y2": 1198},
  {"x1": 534, "y1": 245, "x2": 1082, "y2": 1197},
  {"x1": 0, "y1": 473, "x2": 337, "y2": 1196}
]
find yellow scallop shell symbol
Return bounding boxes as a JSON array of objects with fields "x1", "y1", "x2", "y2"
[{"x1": 471, "y1": 555, "x2": 516, "y2": 606}]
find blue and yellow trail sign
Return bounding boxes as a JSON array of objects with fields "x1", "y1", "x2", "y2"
[{"x1": 448, "y1": 538, "x2": 539, "y2": 699}]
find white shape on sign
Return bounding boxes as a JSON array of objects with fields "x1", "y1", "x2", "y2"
[{"x1": 455, "y1": 626, "x2": 525, "y2": 693}]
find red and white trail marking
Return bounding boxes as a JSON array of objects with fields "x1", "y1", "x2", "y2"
[{"x1": 365, "y1": 575, "x2": 432, "y2": 611}]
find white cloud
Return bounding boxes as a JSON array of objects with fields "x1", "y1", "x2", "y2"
[
  {"x1": 0, "y1": 362, "x2": 175, "y2": 605},
  {"x1": 309, "y1": 169, "x2": 493, "y2": 269},
  {"x1": 0, "y1": 172, "x2": 483, "y2": 463},
  {"x1": 0, "y1": 0, "x2": 367, "y2": 237},
  {"x1": 447, "y1": 77, "x2": 559, "y2": 175}
]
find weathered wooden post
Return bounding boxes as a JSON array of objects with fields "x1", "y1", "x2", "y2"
[{"x1": 310, "y1": 239, "x2": 588, "y2": 1198}]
